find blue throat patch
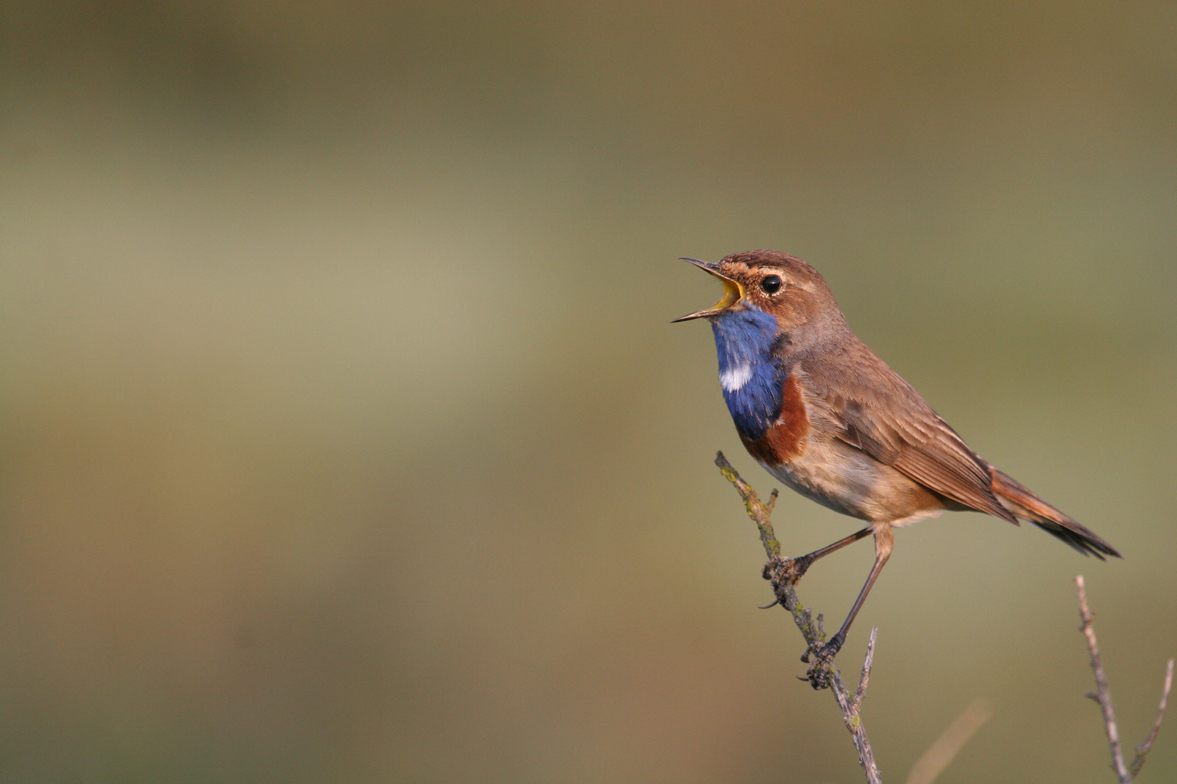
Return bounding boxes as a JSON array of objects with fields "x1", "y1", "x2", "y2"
[{"x1": 710, "y1": 308, "x2": 785, "y2": 441}]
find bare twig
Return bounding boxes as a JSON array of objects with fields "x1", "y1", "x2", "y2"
[
  {"x1": 852, "y1": 628, "x2": 877, "y2": 715},
  {"x1": 1075, "y1": 575, "x2": 1130, "y2": 782},
  {"x1": 1129, "y1": 658, "x2": 1174, "y2": 777},
  {"x1": 904, "y1": 699, "x2": 993, "y2": 784},
  {"x1": 715, "y1": 451, "x2": 882, "y2": 784},
  {"x1": 1076, "y1": 575, "x2": 1174, "y2": 782}
]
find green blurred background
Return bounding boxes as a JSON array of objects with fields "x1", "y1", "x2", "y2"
[{"x1": 2, "y1": 1, "x2": 1176, "y2": 782}]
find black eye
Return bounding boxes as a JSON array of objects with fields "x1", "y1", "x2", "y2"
[{"x1": 760, "y1": 275, "x2": 783, "y2": 294}]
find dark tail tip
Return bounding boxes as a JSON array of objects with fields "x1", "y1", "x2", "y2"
[
  {"x1": 1026, "y1": 520, "x2": 1122, "y2": 560},
  {"x1": 990, "y1": 468, "x2": 1122, "y2": 560}
]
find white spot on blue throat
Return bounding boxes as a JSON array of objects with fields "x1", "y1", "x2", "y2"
[
  {"x1": 709, "y1": 307, "x2": 786, "y2": 441},
  {"x1": 720, "y1": 363, "x2": 753, "y2": 392}
]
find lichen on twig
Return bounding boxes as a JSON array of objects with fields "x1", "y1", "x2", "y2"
[{"x1": 715, "y1": 451, "x2": 882, "y2": 784}]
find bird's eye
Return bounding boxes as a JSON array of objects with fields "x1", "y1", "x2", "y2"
[{"x1": 760, "y1": 275, "x2": 783, "y2": 294}]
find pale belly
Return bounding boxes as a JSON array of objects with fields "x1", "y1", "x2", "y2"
[{"x1": 757, "y1": 437, "x2": 947, "y2": 527}]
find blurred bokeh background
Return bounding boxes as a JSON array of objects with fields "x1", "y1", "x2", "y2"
[{"x1": 2, "y1": 1, "x2": 1176, "y2": 781}]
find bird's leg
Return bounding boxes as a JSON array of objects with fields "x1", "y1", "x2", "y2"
[
  {"x1": 763, "y1": 525, "x2": 873, "y2": 587},
  {"x1": 802, "y1": 526, "x2": 894, "y2": 689}
]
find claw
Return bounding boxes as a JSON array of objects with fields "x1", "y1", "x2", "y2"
[
  {"x1": 800, "y1": 633, "x2": 846, "y2": 690},
  {"x1": 804, "y1": 642, "x2": 838, "y2": 689},
  {"x1": 762, "y1": 555, "x2": 813, "y2": 587}
]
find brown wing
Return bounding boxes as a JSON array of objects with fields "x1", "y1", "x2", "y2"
[{"x1": 799, "y1": 341, "x2": 1019, "y2": 524}]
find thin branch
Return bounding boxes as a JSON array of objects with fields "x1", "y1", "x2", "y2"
[
  {"x1": 715, "y1": 453, "x2": 780, "y2": 558},
  {"x1": 715, "y1": 451, "x2": 882, "y2": 784},
  {"x1": 852, "y1": 628, "x2": 878, "y2": 715},
  {"x1": 904, "y1": 699, "x2": 992, "y2": 784},
  {"x1": 1075, "y1": 575, "x2": 1131, "y2": 782},
  {"x1": 1075, "y1": 575, "x2": 1174, "y2": 782},
  {"x1": 1129, "y1": 658, "x2": 1174, "y2": 778},
  {"x1": 765, "y1": 488, "x2": 779, "y2": 517}
]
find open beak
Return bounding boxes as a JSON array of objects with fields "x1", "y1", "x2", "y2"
[{"x1": 671, "y1": 258, "x2": 744, "y2": 322}]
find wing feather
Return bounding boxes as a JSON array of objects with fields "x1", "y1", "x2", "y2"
[{"x1": 797, "y1": 342, "x2": 1018, "y2": 524}]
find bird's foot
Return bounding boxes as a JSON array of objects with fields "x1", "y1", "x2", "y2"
[
  {"x1": 762, "y1": 554, "x2": 813, "y2": 588},
  {"x1": 800, "y1": 633, "x2": 845, "y2": 690}
]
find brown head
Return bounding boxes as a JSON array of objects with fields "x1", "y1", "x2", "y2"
[{"x1": 673, "y1": 250, "x2": 845, "y2": 344}]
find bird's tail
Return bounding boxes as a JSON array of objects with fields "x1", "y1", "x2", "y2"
[{"x1": 989, "y1": 467, "x2": 1121, "y2": 560}]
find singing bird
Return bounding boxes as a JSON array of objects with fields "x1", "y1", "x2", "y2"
[{"x1": 675, "y1": 250, "x2": 1120, "y2": 676}]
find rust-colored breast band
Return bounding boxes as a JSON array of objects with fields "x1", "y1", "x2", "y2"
[{"x1": 741, "y1": 373, "x2": 810, "y2": 465}]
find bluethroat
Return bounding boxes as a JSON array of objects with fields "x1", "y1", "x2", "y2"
[{"x1": 676, "y1": 250, "x2": 1120, "y2": 674}]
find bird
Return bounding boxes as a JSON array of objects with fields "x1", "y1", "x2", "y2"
[{"x1": 674, "y1": 249, "x2": 1120, "y2": 680}]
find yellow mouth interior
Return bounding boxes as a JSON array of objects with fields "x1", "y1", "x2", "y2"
[{"x1": 709, "y1": 273, "x2": 744, "y2": 311}]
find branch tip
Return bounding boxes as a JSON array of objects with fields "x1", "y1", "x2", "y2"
[
  {"x1": 1128, "y1": 657, "x2": 1175, "y2": 778},
  {"x1": 1073, "y1": 574, "x2": 1166, "y2": 784}
]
